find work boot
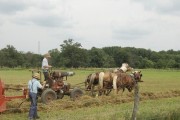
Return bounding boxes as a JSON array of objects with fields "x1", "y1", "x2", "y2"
[
  {"x1": 28, "y1": 118, "x2": 33, "y2": 120},
  {"x1": 34, "y1": 116, "x2": 40, "y2": 119}
]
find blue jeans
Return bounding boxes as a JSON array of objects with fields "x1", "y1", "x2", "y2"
[
  {"x1": 43, "y1": 72, "x2": 49, "y2": 81},
  {"x1": 29, "y1": 92, "x2": 38, "y2": 119},
  {"x1": 43, "y1": 72, "x2": 53, "y2": 87}
]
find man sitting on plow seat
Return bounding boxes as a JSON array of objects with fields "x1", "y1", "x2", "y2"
[{"x1": 42, "y1": 53, "x2": 53, "y2": 87}]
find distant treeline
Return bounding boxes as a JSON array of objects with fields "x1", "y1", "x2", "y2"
[{"x1": 0, "y1": 39, "x2": 180, "y2": 69}]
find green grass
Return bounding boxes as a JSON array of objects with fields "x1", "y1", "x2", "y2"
[
  {"x1": 0, "y1": 69, "x2": 31, "y2": 85},
  {"x1": 0, "y1": 69, "x2": 180, "y2": 120},
  {"x1": 1, "y1": 97, "x2": 180, "y2": 120},
  {"x1": 1, "y1": 68, "x2": 180, "y2": 92},
  {"x1": 140, "y1": 69, "x2": 180, "y2": 93}
]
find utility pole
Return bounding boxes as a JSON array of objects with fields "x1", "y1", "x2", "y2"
[
  {"x1": 38, "y1": 41, "x2": 40, "y2": 54},
  {"x1": 38, "y1": 41, "x2": 42, "y2": 82}
]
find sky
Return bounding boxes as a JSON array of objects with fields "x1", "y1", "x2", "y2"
[{"x1": 0, "y1": 0, "x2": 180, "y2": 54}]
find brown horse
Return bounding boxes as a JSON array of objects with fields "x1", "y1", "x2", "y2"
[
  {"x1": 98, "y1": 63, "x2": 133, "y2": 95},
  {"x1": 84, "y1": 73, "x2": 92, "y2": 90},
  {"x1": 115, "y1": 71, "x2": 143, "y2": 94},
  {"x1": 84, "y1": 72, "x2": 99, "y2": 96}
]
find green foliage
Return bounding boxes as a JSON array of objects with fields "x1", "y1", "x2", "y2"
[
  {"x1": 1, "y1": 40, "x2": 180, "y2": 69},
  {"x1": 59, "y1": 39, "x2": 88, "y2": 68},
  {"x1": 88, "y1": 47, "x2": 107, "y2": 67}
]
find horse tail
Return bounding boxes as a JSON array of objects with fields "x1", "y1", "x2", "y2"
[{"x1": 99, "y1": 72, "x2": 104, "y2": 89}]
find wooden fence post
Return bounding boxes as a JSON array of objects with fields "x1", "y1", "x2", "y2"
[{"x1": 131, "y1": 82, "x2": 139, "y2": 120}]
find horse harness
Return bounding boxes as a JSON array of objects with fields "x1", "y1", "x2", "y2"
[{"x1": 130, "y1": 74, "x2": 137, "y2": 83}]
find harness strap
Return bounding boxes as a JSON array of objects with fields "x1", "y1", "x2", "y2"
[
  {"x1": 31, "y1": 80, "x2": 35, "y2": 92},
  {"x1": 130, "y1": 74, "x2": 137, "y2": 83}
]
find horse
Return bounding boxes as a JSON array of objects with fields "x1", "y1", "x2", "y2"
[
  {"x1": 84, "y1": 73, "x2": 92, "y2": 90},
  {"x1": 84, "y1": 72, "x2": 99, "y2": 96},
  {"x1": 115, "y1": 71, "x2": 143, "y2": 94},
  {"x1": 98, "y1": 63, "x2": 133, "y2": 95},
  {"x1": 98, "y1": 71, "x2": 115, "y2": 95}
]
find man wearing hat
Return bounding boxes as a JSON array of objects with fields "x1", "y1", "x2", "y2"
[
  {"x1": 42, "y1": 53, "x2": 52, "y2": 86},
  {"x1": 28, "y1": 73, "x2": 44, "y2": 120}
]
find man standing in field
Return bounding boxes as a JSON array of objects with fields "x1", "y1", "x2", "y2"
[
  {"x1": 28, "y1": 73, "x2": 44, "y2": 120},
  {"x1": 42, "y1": 53, "x2": 52, "y2": 87}
]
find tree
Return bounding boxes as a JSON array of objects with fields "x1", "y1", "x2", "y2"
[
  {"x1": 140, "y1": 57, "x2": 154, "y2": 68},
  {"x1": 155, "y1": 59, "x2": 167, "y2": 69},
  {"x1": 88, "y1": 47, "x2": 108, "y2": 67},
  {"x1": 113, "y1": 49, "x2": 131, "y2": 67},
  {"x1": 60, "y1": 39, "x2": 88, "y2": 68},
  {"x1": 0, "y1": 43, "x2": 180, "y2": 69},
  {"x1": 23, "y1": 52, "x2": 42, "y2": 68},
  {"x1": 166, "y1": 59, "x2": 176, "y2": 68},
  {"x1": 49, "y1": 49, "x2": 61, "y2": 67},
  {"x1": 0, "y1": 45, "x2": 20, "y2": 68}
]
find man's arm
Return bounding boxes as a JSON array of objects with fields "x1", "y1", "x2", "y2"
[
  {"x1": 42, "y1": 59, "x2": 52, "y2": 69},
  {"x1": 37, "y1": 81, "x2": 45, "y2": 89},
  {"x1": 43, "y1": 65, "x2": 52, "y2": 69}
]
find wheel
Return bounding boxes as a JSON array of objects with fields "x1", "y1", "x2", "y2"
[
  {"x1": 70, "y1": 88, "x2": 83, "y2": 100},
  {"x1": 57, "y1": 90, "x2": 64, "y2": 99},
  {"x1": 41, "y1": 88, "x2": 57, "y2": 104}
]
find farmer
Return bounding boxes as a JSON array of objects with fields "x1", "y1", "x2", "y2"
[
  {"x1": 42, "y1": 53, "x2": 52, "y2": 87},
  {"x1": 28, "y1": 73, "x2": 44, "y2": 120}
]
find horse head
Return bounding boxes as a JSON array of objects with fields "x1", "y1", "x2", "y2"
[{"x1": 132, "y1": 71, "x2": 143, "y2": 82}]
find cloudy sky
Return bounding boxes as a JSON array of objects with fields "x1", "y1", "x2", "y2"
[{"x1": 0, "y1": 0, "x2": 180, "y2": 54}]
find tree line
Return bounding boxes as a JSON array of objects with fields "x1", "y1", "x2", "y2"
[{"x1": 0, "y1": 39, "x2": 180, "y2": 69}]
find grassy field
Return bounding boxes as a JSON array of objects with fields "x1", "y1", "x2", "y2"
[{"x1": 0, "y1": 68, "x2": 180, "y2": 120}]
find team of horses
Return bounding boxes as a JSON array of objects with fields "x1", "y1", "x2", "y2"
[{"x1": 85, "y1": 63, "x2": 143, "y2": 96}]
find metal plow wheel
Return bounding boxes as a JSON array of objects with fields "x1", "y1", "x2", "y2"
[
  {"x1": 41, "y1": 88, "x2": 57, "y2": 104},
  {"x1": 70, "y1": 88, "x2": 83, "y2": 101}
]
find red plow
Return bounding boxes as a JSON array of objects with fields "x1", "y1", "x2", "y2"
[{"x1": 0, "y1": 79, "x2": 28, "y2": 112}]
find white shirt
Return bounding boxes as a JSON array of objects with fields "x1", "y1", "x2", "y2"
[
  {"x1": 28, "y1": 78, "x2": 42, "y2": 93},
  {"x1": 42, "y1": 58, "x2": 49, "y2": 70}
]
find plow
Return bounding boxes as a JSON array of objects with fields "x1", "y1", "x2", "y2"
[{"x1": 0, "y1": 79, "x2": 28, "y2": 113}]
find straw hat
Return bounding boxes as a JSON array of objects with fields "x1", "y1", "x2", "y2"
[
  {"x1": 33, "y1": 73, "x2": 40, "y2": 80},
  {"x1": 44, "y1": 53, "x2": 51, "y2": 58}
]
